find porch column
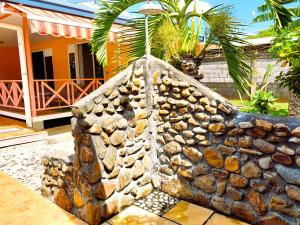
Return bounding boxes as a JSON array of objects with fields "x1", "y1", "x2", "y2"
[
  {"x1": 23, "y1": 16, "x2": 37, "y2": 117},
  {"x1": 17, "y1": 28, "x2": 33, "y2": 127},
  {"x1": 0, "y1": 22, "x2": 33, "y2": 127}
]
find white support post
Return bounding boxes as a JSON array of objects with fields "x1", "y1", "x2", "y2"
[{"x1": 0, "y1": 22, "x2": 32, "y2": 127}]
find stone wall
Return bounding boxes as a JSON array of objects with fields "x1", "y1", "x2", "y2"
[
  {"x1": 41, "y1": 149, "x2": 74, "y2": 212},
  {"x1": 42, "y1": 56, "x2": 300, "y2": 225}
]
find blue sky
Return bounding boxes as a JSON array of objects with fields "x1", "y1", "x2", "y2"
[
  {"x1": 206, "y1": 0, "x2": 271, "y2": 34},
  {"x1": 122, "y1": 0, "x2": 272, "y2": 35}
]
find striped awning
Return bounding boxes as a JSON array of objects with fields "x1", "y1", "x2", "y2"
[{"x1": 8, "y1": 3, "x2": 93, "y2": 40}]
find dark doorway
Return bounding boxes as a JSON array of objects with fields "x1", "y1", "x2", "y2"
[
  {"x1": 94, "y1": 55, "x2": 104, "y2": 79},
  {"x1": 45, "y1": 56, "x2": 54, "y2": 88},
  {"x1": 81, "y1": 43, "x2": 94, "y2": 78},
  {"x1": 32, "y1": 51, "x2": 45, "y2": 80}
]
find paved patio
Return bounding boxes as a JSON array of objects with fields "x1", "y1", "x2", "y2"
[
  {"x1": 104, "y1": 201, "x2": 249, "y2": 225},
  {"x1": 0, "y1": 171, "x2": 249, "y2": 225}
]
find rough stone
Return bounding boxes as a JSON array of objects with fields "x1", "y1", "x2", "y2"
[
  {"x1": 226, "y1": 186, "x2": 243, "y2": 200},
  {"x1": 238, "y1": 136, "x2": 253, "y2": 148},
  {"x1": 216, "y1": 179, "x2": 226, "y2": 196},
  {"x1": 173, "y1": 121, "x2": 188, "y2": 131},
  {"x1": 286, "y1": 185, "x2": 300, "y2": 201},
  {"x1": 161, "y1": 177, "x2": 193, "y2": 199},
  {"x1": 94, "y1": 180, "x2": 116, "y2": 200},
  {"x1": 224, "y1": 156, "x2": 240, "y2": 173},
  {"x1": 193, "y1": 191, "x2": 210, "y2": 207},
  {"x1": 84, "y1": 162, "x2": 102, "y2": 184},
  {"x1": 227, "y1": 128, "x2": 245, "y2": 136},
  {"x1": 132, "y1": 160, "x2": 145, "y2": 179},
  {"x1": 230, "y1": 174, "x2": 248, "y2": 188},
  {"x1": 239, "y1": 148, "x2": 263, "y2": 156},
  {"x1": 135, "y1": 119, "x2": 148, "y2": 136},
  {"x1": 73, "y1": 188, "x2": 84, "y2": 208},
  {"x1": 192, "y1": 127, "x2": 207, "y2": 134},
  {"x1": 84, "y1": 202, "x2": 101, "y2": 225},
  {"x1": 212, "y1": 169, "x2": 229, "y2": 179},
  {"x1": 178, "y1": 167, "x2": 193, "y2": 179},
  {"x1": 53, "y1": 188, "x2": 72, "y2": 212},
  {"x1": 160, "y1": 165, "x2": 173, "y2": 176},
  {"x1": 250, "y1": 179, "x2": 268, "y2": 193},
  {"x1": 272, "y1": 152, "x2": 292, "y2": 166},
  {"x1": 269, "y1": 194, "x2": 294, "y2": 216},
  {"x1": 231, "y1": 201, "x2": 257, "y2": 224},
  {"x1": 110, "y1": 130, "x2": 127, "y2": 146},
  {"x1": 291, "y1": 127, "x2": 300, "y2": 137},
  {"x1": 255, "y1": 119, "x2": 273, "y2": 131},
  {"x1": 277, "y1": 145, "x2": 295, "y2": 155},
  {"x1": 103, "y1": 147, "x2": 117, "y2": 171},
  {"x1": 170, "y1": 155, "x2": 181, "y2": 166},
  {"x1": 218, "y1": 145, "x2": 236, "y2": 155},
  {"x1": 239, "y1": 122, "x2": 253, "y2": 129},
  {"x1": 259, "y1": 214, "x2": 289, "y2": 225},
  {"x1": 258, "y1": 156, "x2": 272, "y2": 170},
  {"x1": 208, "y1": 123, "x2": 225, "y2": 133},
  {"x1": 117, "y1": 169, "x2": 133, "y2": 191},
  {"x1": 193, "y1": 163, "x2": 210, "y2": 176},
  {"x1": 183, "y1": 147, "x2": 202, "y2": 162},
  {"x1": 241, "y1": 162, "x2": 262, "y2": 179},
  {"x1": 211, "y1": 196, "x2": 231, "y2": 215},
  {"x1": 247, "y1": 189, "x2": 267, "y2": 214},
  {"x1": 163, "y1": 141, "x2": 182, "y2": 155},
  {"x1": 80, "y1": 146, "x2": 94, "y2": 163},
  {"x1": 289, "y1": 137, "x2": 300, "y2": 144},
  {"x1": 103, "y1": 118, "x2": 117, "y2": 134},
  {"x1": 182, "y1": 130, "x2": 194, "y2": 138},
  {"x1": 194, "y1": 175, "x2": 215, "y2": 193},
  {"x1": 204, "y1": 148, "x2": 224, "y2": 169},
  {"x1": 175, "y1": 135, "x2": 186, "y2": 144},
  {"x1": 224, "y1": 137, "x2": 237, "y2": 147},
  {"x1": 246, "y1": 128, "x2": 267, "y2": 138},
  {"x1": 195, "y1": 113, "x2": 209, "y2": 121},
  {"x1": 253, "y1": 139, "x2": 275, "y2": 153}
]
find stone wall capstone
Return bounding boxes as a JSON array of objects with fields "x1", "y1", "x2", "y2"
[{"x1": 42, "y1": 56, "x2": 300, "y2": 225}]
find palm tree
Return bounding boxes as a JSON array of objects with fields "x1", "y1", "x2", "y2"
[
  {"x1": 91, "y1": 0, "x2": 253, "y2": 95},
  {"x1": 253, "y1": 0, "x2": 300, "y2": 117},
  {"x1": 253, "y1": 0, "x2": 300, "y2": 31}
]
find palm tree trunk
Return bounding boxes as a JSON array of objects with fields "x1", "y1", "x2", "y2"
[{"x1": 289, "y1": 92, "x2": 300, "y2": 118}]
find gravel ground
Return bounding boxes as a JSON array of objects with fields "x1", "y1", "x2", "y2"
[
  {"x1": 0, "y1": 140, "x2": 73, "y2": 192},
  {"x1": 134, "y1": 190, "x2": 180, "y2": 215}
]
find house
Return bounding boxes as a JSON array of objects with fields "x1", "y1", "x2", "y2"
[{"x1": 0, "y1": 0, "x2": 130, "y2": 128}]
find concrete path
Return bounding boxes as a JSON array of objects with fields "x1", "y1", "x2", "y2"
[{"x1": 0, "y1": 172, "x2": 86, "y2": 225}]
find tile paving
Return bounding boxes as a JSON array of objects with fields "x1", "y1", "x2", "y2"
[{"x1": 0, "y1": 171, "x2": 250, "y2": 225}]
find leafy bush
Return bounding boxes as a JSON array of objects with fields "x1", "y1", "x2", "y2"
[
  {"x1": 250, "y1": 90, "x2": 277, "y2": 114},
  {"x1": 271, "y1": 30, "x2": 300, "y2": 97}
]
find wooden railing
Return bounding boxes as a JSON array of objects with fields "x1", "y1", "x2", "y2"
[
  {"x1": 33, "y1": 78, "x2": 104, "y2": 112},
  {"x1": 0, "y1": 80, "x2": 24, "y2": 110},
  {"x1": 0, "y1": 78, "x2": 104, "y2": 114}
]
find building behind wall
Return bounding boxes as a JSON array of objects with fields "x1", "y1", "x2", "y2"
[{"x1": 200, "y1": 37, "x2": 289, "y2": 100}]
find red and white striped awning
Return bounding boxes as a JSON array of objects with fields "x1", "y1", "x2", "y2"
[{"x1": 8, "y1": 3, "x2": 94, "y2": 40}]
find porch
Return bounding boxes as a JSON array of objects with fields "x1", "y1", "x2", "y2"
[
  {"x1": 0, "y1": 78, "x2": 104, "y2": 124},
  {"x1": 0, "y1": 2, "x2": 127, "y2": 128}
]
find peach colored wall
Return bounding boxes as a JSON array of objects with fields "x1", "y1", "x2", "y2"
[
  {"x1": 0, "y1": 47, "x2": 21, "y2": 80},
  {"x1": 30, "y1": 36, "x2": 127, "y2": 81},
  {"x1": 30, "y1": 37, "x2": 84, "y2": 80}
]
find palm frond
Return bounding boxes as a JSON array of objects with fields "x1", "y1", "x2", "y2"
[
  {"x1": 288, "y1": 18, "x2": 300, "y2": 29},
  {"x1": 91, "y1": 0, "x2": 179, "y2": 66},
  {"x1": 253, "y1": 12, "x2": 274, "y2": 23},
  {"x1": 258, "y1": 3, "x2": 269, "y2": 13},
  {"x1": 221, "y1": 41, "x2": 253, "y2": 96}
]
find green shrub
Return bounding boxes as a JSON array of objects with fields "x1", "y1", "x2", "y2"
[{"x1": 250, "y1": 90, "x2": 277, "y2": 114}]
